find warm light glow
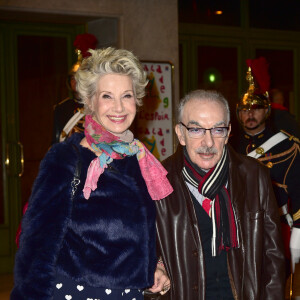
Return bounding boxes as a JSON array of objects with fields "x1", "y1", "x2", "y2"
[{"x1": 215, "y1": 10, "x2": 223, "y2": 15}]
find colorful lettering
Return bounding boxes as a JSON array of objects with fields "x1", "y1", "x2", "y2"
[{"x1": 163, "y1": 97, "x2": 169, "y2": 108}]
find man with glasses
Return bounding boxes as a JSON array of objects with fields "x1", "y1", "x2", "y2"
[
  {"x1": 235, "y1": 62, "x2": 300, "y2": 291},
  {"x1": 155, "y1": 89, "x2": 285, "y2": 300}
]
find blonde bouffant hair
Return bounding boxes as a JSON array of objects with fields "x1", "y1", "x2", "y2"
[{"x1": 75, "y1": 47, "x2": 148, "y2": 115}]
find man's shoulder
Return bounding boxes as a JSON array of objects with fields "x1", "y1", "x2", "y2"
[
  {"x1": 266, "y1": 130, "x2": 299, "y2": 154},
  {"x1": 53, "y1": 97, "x2": 72, "y2": 110},
  {"x1": 161, "y1": 154, "x2": 178, "y2": 177},
  {"x1": 162, "y1": 153, "x2": 176, "y2": 167},
  {"x1": 53, "y1": 97, "x2": 82, "y2": 112},
  {"x1": 228, "y1": 145, "x2": 269, "y2": 173},
  {"x1": 162, "y1": 146, "x2": 183, "y2": 170},
  {"x1": 279, "y1": 130, "x2": 300, "y2": 143}
]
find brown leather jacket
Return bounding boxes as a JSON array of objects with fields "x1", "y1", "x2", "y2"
[{"x1": 155, "y1": 145, "x2": 285, "y2": 300}]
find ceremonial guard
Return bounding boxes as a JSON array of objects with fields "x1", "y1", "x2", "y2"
[
  {"x1": 234, "y1": 57, "x2": 300, "y2": 284},
  {"x1": 52, "y1": 33, "x2": 98, "y2": 144}
]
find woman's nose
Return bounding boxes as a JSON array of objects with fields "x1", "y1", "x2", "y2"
[{"x1": 113, "y1": 98, "x2": 124, "y2": 112}]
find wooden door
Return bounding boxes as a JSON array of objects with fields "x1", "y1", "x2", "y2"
[{"x1": 0, "y1": 21, "x2": 84, "y2": 274}]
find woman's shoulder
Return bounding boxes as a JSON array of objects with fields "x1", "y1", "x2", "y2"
[
  {"x1": 52, "y1": 132, "x2": 83, "y2": 150},
  {"x1": 52, "y1": 132, "x2": 83, "y2": 153},
  {"x1": 42, "y1": 133, "x2": 84, "y2": 172}
]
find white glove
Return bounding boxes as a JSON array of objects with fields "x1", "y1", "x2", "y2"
[
  {"x1": 279, "y1": 204, "x2": 293, "y2": 227},
  {"x1": 285, "y1": 213, "x2": 294, "y2": 228},
  {"x1": 290, "y1": 227, "x2": 300, "y2": 273}
]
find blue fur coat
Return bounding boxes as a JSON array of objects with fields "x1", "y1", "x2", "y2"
[{"x1": 11, "y1": 133, "x2": 157, "y2": 300}]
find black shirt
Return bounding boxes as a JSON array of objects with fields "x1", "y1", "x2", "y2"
[{"x1": 192, "y1": 196, "x2": 234, "y2": 300}]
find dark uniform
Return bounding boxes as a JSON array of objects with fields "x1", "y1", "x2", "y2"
[
  {"x1": 235, "y1": 57, "x2": 300, "y2": 283},
  {"x1": 234, "y1": 127, "x2": 300, "y2": 276},
  {"x1": 236, "y1": 127, "x2": 300, "y2": 229},
  {"x1": 52, "y1": 97, "x2": 85, "y2": 144},
  {"x1": 51, "y1": 33, "x2": 98, "y2": 144},
  {"x1": 270, "y1": 105, "x2": 300, "y2": 138}
]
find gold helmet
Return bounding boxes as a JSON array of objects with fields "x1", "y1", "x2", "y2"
[
  {"x1": 69, "y1": 48, "x2": 83, "y2": 77},
  {"x1": 69, "y1": 33, "x2": 98, "y2": 76},
  {"x1": 67, "y1": 33, "x2": 98, "y2": 93},
  {"x1": 237, "y1": 57, "x2": 271, "y2": 124}
]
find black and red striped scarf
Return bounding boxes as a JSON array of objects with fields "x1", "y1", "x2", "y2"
[{"x1": 182, "y1": 147, "x2": 238, "y2": 256}]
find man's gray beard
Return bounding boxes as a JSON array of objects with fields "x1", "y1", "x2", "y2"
[{"x1": 195, "y1": 146, "x2": 217, "y2": 154}]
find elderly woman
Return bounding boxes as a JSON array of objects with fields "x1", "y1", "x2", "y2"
[{"x1": 11, "y1": 47, "x2": 172, "y2": 300}]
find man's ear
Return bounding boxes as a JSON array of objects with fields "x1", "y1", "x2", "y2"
[
  {"x1": 264, "y1": 108, "x2": 269, "y2": 115},
  {"x1": 225, "y1": 123, "x2": 231, "y2": 145},
  {"x1": 175, "y1": 124, "x2": 186, "y2": 146}
]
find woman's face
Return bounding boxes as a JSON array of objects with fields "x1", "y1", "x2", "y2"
[{"x1": 92, "y1": 74, "x2": 137, "y2": 135}]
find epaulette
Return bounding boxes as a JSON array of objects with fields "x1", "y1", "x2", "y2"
[
  {"x1": 280, "y1": 129, "x2": 300, "y2": 144},
  {"x1": 53, "y1": 97, "x2": 71, "y2": 110}
]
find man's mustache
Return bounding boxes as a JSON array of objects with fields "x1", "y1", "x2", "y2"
[
  {"x1": 195, "y1": 147, "x2": 217, "y2": 154},
  {"x1": 245, "y1": 118, "x2": 257, "y2": 123}
]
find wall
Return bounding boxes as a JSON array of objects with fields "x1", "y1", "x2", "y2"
[{"x1": 0, "y1": 0, "x2": 180, "y2": 110}]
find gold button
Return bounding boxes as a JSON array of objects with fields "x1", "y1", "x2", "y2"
[
  {"x1": 255, "y1": 147, "x2": 265, "y2": 155},
  {"x1": 266, "y1": 162, "x2": 273, "y2": 168}
]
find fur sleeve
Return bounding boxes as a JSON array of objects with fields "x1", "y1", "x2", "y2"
[{"x1": 10, "y1": 142, "x2": 77, "y2": 300}]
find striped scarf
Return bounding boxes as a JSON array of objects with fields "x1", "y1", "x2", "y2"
[{"x1": 182, "y1": 147, "x2": 238, "y2": 256}]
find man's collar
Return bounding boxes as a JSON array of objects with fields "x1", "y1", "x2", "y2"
[{"x1": 244, "y1": 127, "x2": 266, "y2": 138}]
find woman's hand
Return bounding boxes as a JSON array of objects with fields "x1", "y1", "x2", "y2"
[{"x1": 148, "y1": 264, "x2": 171, "y2": 295}]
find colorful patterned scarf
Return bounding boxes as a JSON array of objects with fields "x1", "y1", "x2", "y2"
[
  {"x1": 182, "y1": 147, "x2": 238, "y2": 256},
  {"x1": 83, "y1": 115, "x2": 173, "y2": 200}
]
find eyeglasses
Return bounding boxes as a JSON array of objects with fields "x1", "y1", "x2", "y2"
[{"x1": 180, "y1": 122, "x2": 229, "y2": 139}]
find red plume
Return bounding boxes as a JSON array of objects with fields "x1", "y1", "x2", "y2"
[
  {"x1": 73, "y1": 33, "x2": 98, "y2": 58},
  {"x1": 246, "y1": 57, "x2": 270, "y2": 94}
]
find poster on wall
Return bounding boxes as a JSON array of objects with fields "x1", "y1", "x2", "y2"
[{"x1": 137, "y1": 61, "x2": 174, "y2": 161}]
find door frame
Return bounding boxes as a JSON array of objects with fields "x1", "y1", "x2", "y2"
[
  {"x1": 179, "y1": 23, "x2": 300, "y2": 120},
  {"x1": 0, "y1": 21, "x2": 84, "y2": 273}
]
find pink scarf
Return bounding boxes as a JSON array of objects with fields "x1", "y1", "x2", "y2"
[{"x1": 83, "y1": 115, "x2": 173, "y2": 200}]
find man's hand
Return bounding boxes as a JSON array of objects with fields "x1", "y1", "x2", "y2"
[
  {"x1": 290, "y1": 227, "x2": 300, "y2": 273},
  {"x1": 148, "y1": 265, "x2": 171, "y2": 295}
]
